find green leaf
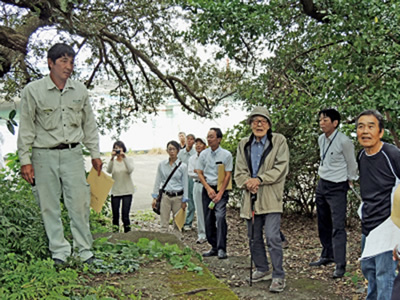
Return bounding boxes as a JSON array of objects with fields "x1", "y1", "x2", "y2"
[
  {"x1": 8, "y1": 110, "x2": 16, "y2": 120},
  {"x1": 6, "y1": 121, "x2": 15, "y2": 135}
]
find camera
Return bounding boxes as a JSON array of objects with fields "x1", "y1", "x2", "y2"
[{"x1": 115, "y1": 149, "x2": 121, "y2": 155}]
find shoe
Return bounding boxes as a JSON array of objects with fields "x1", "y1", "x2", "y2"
[
  {"x1": 247, "y1": 270, "x2": 272, "y2": 283},
  {"x1": 53, "y1": 258, "x2": 65, "y2": 266},
  {"x1": 83, "y1": 256, "x2": 95, "y2": 264},
  {"x1": 196, "y1": 238, "x2": 207, "y2": 244},
  {"x1": 309, "y1": 257, "x2": 335, "y2": 267},
  {"x1": 333, "y1": 266, "x2": 346, "y2": 278},
  {"x1": 269, "y1": 278, "x2": 286, "y2": 293},
  {"x1": 202, "y1": 249, "x2": 218, "y2": 257},
  {"x1": 218, "y1": 249, "x2": 228, "y2": 259},
  {"x1": 184, "y1": 225, "x2": 192, "y2": 231},
  {"x1": 282, "y1": 240, "x2": 289, "y2": 249}
]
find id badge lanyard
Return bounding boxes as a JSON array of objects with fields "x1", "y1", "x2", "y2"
[{"x1": 321, "y1": 131, "x2": 338, "y2": 166}]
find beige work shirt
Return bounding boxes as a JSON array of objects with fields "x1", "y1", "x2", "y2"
[{"x1": 17, "y1": 75, "x2": 100, "y2": 165}]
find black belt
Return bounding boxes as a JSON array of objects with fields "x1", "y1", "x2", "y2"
[
  {"x1": 194, "y1": 179, "x2": 201, "y2": 183},
  {"x1": 49, "y1": 143, "x2": 79, "y2": 150},
  {"x1": 164, "y1": 190, "x2": 183, "y2": 197}
]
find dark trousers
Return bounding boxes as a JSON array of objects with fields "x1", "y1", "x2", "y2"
[
  {"x1": 315, "y1": 178, "x2": 348, "y2": 266},
  {"x1": 247, "y1": 213, "x2": 284, "y2": 278},
  {"x1": 202, "y1": 186, "x2": 228, "y2": 251},
  {"x1": 111, "y1": 194, "x2": 132, "y2": 232}
]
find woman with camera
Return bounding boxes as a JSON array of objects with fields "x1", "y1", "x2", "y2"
[
  {"x1": 107, "y1": 141, "x2": 135, "y2": 233},
  {"x1": 152, "y1": 140, "x2": 188, "y2": 233}
]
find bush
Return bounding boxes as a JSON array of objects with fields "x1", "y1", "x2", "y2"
[{"x1": 0, "y1": 153, "x2": 50, "y2": 263}]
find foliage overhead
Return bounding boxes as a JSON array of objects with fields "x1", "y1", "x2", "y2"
[
  {"x1": 181, "y1": 0, "x2": 400, "y2": 147},
  {"x1": 178, "y1": 0, "x2": 400, "y2": 210},
  {"x1": 0, "y1": 0, "x2": 238, "y2": 124}
]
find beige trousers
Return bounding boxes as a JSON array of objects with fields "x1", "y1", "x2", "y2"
[
  {"x1": 160, "y1": 194, "x2": 182, "y2": 232},
  {"x1": 32, "y1": 145, "x2": 93, "y2": 261}
]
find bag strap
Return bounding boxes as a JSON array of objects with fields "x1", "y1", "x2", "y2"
[{"x1": 160, "y1": 161, "x2": 182, "y2": 192}]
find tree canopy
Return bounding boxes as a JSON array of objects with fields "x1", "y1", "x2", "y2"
[
  {"x1": 182, "y1": 0, "x2": 400, "y2": 144},
  {"x1": 179, "y1": 0, "x2": 400, "y2": 212},
  {"x1": 0, "y1": 0, "x2": 238, "y2": 126}
]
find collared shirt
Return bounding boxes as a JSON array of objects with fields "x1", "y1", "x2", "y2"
[
  {"x1": 17, "y1": 75, "x2": 100, "y2": 165},
  {"x1": 318, "y1": 129, "x2": 358, "y2": 182},
  {"x1": 188, "y1": 153, "x2": 200, "y2": 180},
  {"x1": 152, "y1": 159, "x2": 188, "y2": 202},
  {"x1": 251, "y1": 134, "x2": 270, "y2": 178},
  {"x1": 178, "y1": 146, "x2": 196, "y2": 165},
  {"x1": 196, "y1": 146, "x2": 233, "y2": 186}
]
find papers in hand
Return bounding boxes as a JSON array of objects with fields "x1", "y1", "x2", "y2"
[
  {"x1": 87, "y1": 167, "x2": 114, "y2": 213},
  {"x1": 391, "y1": 185, "x2": 400, "y2": 229},
  {"x1": 217, "y1": 164, "x2": 232, "y2": 191},
  {"x1": 174, "y1": 208, "x2": 186, "y2": 231}
]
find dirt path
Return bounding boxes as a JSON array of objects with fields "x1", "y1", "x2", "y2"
[
  {"x1": 179, "y1": 208, "x2": 366, "y2": 299},
  {"x1": 97, "y1": 208, "x2": 367, "y2": 299}
]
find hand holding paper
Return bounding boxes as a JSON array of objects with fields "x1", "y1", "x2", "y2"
[
  {"x1": 87, "y1": 167, "x2": 114, "y2": 213},
  {"x1": 174, "y1": 208, "x2": 186, "y2": 231}
]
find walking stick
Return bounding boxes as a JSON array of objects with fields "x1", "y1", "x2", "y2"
[{"x1": 249, "y1": 192, "x2": 257, "y2": 287}]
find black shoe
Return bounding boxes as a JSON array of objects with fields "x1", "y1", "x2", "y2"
[
  {"x1": 218, "y1": 249, "x2": 228, "y2": 259},
  {"x1": 83, "y1": 256, "x2": 95, "y2": 264},
  {"x1": 53, "y1": 258, "x2": 65, "y2": 266},
  {"x1": 309, "y1": 257, "x2": 335, "y2": 267},
  {"x1": 333, "y1": 266, "x2": 346, "y2": 278},
  {"x1": 202, "y1": 249, "x2": 218, "y2": 257}
]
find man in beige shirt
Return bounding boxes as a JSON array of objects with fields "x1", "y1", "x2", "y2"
[{"x1": 17, "y1": 43, "x2": 102, "y2": 265}]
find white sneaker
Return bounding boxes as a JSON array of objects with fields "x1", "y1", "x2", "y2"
[
  {"x1": 196, "y1": 238, "x2": 207, "y2": 244},
  {"x1": 184, "y1": 225, "x2": 192, "y2": 231},
  {"x1": 247, "y1": 270, "x2": 272, "y2": 283},
  {"x1": 269, "y1": 278, "x2": 285, "y2": 293}
]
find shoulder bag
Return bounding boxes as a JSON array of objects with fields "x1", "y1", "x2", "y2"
[{"x1": 153, "y1": 162, "x2": 182, "y2": 215}]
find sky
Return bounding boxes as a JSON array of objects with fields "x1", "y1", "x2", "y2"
[{"x1": 0, "y1": 100, "x2": 247, "y2": 156}]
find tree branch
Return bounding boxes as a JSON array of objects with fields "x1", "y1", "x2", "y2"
[{"x1": 100, "y1": 29, "x2": 213, "y2": 116}]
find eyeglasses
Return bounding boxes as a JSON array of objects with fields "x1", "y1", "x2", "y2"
[{"x1": 252, "y1": 119, "x2": 268, "y2": 126}]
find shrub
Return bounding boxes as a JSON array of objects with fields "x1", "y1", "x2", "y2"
[{"x1": 0, "y1": 154, "x2": 49, "y2": 263}]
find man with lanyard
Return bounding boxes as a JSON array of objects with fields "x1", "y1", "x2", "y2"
[
  {"x1": 309, "y1": 108, "x2": 358, "y2": 278},
  {"x1": 196, "y1": 128, "x2": 233, "y2": 259},
  {"x1": 177, "y1": 134, "x2": 196, "y2": 231},
  {"x1": 234, "y1": 106, "x2": 289, "y2": 292},
  {"x1": 356, "y1": 110, "x2": 400, "y2": 299},
  {"x1": 17, "y1": 43, "x2": 102, "y2": 265}
]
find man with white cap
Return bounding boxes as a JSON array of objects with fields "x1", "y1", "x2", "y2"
[
  {"x1": 234, "y1": 106, "x2": 289, "y2": 293},
  {"x1": 188, "y1": 137, "x2": 207, "y2": 243}
]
